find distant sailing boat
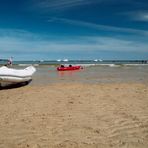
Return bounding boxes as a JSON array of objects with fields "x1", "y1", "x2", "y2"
[
  {"x1": 94, "y1": 59, "x2": 103, "y2": 62},
  {"x1": 63, "y1": 59, "x2": 68, "y2": 62},
  {"x1": 94, "y1": 59, "x2": 98, "y2": 62},
  {"x1": 57, "y1": 59, "x2": 61, "y2": 62}
]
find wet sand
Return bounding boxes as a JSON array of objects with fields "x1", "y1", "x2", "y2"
[{"x1": 0, "y1": 82, "x2": 148, "y2": 148}]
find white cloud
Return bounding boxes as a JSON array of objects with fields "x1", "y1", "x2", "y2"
[
  {"x1": 31, "y1": 0, "x2": 135, "y2": 10},
  {"x1": 48, "y1": 17, "x2": 148, "y2": 36},
  {"x1": 0, "y1": 28, "x2": 148, "y2": 60},
  {"x1": 0, "y1": 29, "x2": 41, "y2": 40},
  {"x1": 136, "y1": 12, "x2": 148, "y2": 21},
  {"x1": 124, "y1": 11, "x2": 148, "y2": 22},
  {"x1": 32, "y1": 0, "x2": 99, "y2": 11},
  {"x1": 0, "y1": 32, "x2": 147, "y2": 52}
]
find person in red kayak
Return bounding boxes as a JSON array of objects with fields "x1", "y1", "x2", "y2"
[{"x1": 60, "y1": 64, "x2": 65, "y2": 68}]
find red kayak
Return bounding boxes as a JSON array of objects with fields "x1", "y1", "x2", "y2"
[{"x1": 57, "y1": 65, "x2": 83, "y2": 71}]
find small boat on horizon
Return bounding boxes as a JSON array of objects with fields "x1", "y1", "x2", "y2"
[
  {"x1": 94, "y1": 59, "x2": 98, "y2": 62},
  {"x1": 94, "y1": 59, "x2": 103, "y2": 62},
  {"x1": 63, "y1": 59, "x2": 68, "y2": 62},
  {"x1": 57, "y1": 59, "x2": 61, "y2": 62}
]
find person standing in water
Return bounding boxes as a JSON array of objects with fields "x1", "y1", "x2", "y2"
[{"x1": 6, "y1": 57, "x2": 13, "y2": 66}]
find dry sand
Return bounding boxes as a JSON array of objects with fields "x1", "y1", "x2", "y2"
[{"x1": 0, "y1": 82, "x2": 148, "y2": 148}]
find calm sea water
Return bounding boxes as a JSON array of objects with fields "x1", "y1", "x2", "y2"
[
  {"x1": 1, "y1": 59, "x2": 148, "y2": 66},
  {"x1": 0, "y1": 60, "x2": 148, "y2": 85},
  {"x1": 7, "y1": 60, "x2": 148, "y2": 65},
  {"x1": 30, "y1": 64, "x2": 148, "y2": 85}
]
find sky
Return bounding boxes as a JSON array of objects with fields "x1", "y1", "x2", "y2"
[{"x1": 0, "y1": 0, "x2": 148, "y2": 60}]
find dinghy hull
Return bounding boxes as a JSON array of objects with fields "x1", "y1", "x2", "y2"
[{"x1": 0, "y1": 66, "x2": 36, "y2": 87}]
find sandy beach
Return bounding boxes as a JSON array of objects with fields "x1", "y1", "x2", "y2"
[
  {"x1": 0, "y1": 0, "x2": 148, "y2": 146},
  {"x1": 0, "y1": 81, "x2": 148, "y2": 148}
]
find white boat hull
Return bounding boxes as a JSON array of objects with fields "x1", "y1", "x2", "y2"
[{"x1": 0, "y1": 66, "x2": 36, "y2": 87}]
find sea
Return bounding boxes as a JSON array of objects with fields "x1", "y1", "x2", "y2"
[
  {"x1": 4, "y1": 59, "x2": 148, "y2": 66},
  {"x1": 0, "y1": 60, "x2": 148, "y2": 85}
]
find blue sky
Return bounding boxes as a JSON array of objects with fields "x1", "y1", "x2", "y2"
[{"x1": 0, "y1": 0, "x2": 148, "y2": 60}]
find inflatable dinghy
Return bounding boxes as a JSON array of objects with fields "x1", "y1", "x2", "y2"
[
  {"x1": 57, "y1": 65, "x2": 82, "y2": 71},
  {"x1": 0, "y1": 66, "x2": 36, "y2": 87}
]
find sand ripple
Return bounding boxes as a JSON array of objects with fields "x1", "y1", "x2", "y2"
[{"x1": 0, "y1": 83, "x2": 148, "y2": 148}]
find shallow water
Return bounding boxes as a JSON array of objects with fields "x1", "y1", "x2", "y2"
[{"x1": 29, "y1": 65, "x2": 148, "y2": 85}]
